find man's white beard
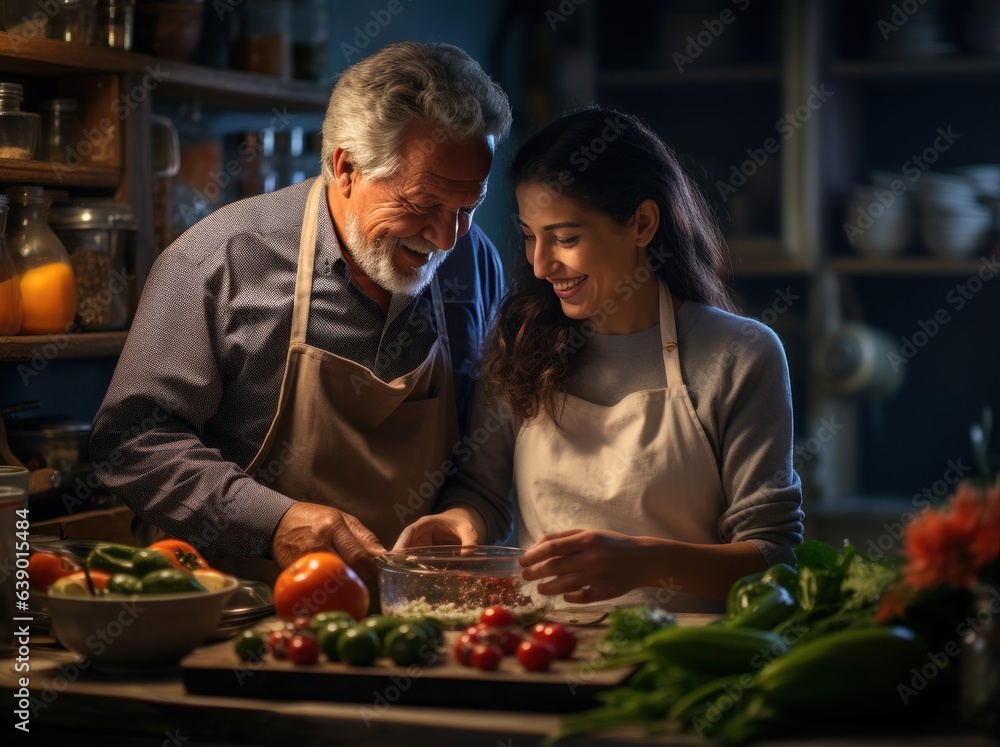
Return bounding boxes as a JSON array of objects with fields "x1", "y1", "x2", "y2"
[{"x1": 343, "y1": 212, "x2": 447, "y2": 296}]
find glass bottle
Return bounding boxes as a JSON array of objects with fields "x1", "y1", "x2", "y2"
[
  {"x1": 4, "y1": 186, "x2": 77, "y2": 335},
  {"x1": 960, "y1": 583, "x2": 1000, "y2": 736},
  {"x1": 95, "y1": 0, "x2": 133, "y2": 50},
  {"x1": 0, "y1": 82, "x2": 40, "y2": 161},
  {"x1": 291, "y1": 0, "x2": 327, "y2": 82},
  {"x1": 0, "y1": 196, "x2": 23, "y2": 335}
]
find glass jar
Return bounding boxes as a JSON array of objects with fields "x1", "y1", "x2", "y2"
[
  {"x1": 0, "y1": 196, "x2": 23, "y2": 335},
  {"x1": 291, "y1": 0, "x2": 327, "y2": 82},
  {"x1": 0, "y1": 82, "x2": 40, "y2": 161},
  {"x1": 3, "y1": 0, "x2": 48, "y2": 38},
  {"x1": 96, "y1": 0, "x2": 134, "y2": 50},
  {"x1": 4, "y1": 186, "x2": 77, "y2": 335},
  {"x1": 232, "y1": 0, "x2": 292, "y2": 78},
  {"x1": 960, "y1": 583, "x2": 1000, "y2": 736},
  {"x1": 49, "y1": 199, "x2": 137, "y2": 331},
  {"x1": 49, "y1": 0, "x2": 97, "y2": 45},
  {"x1": 38, "y1": 98, "x2": 81, "y2": 164}
]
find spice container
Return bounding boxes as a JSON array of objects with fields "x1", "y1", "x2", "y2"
[
  {"x1": 0, "y1": 196, "x2": 23, "y2": 335},
  {"x1": 48, "y1": 199, "x2": 137, "y2": 331},
  {"x1": 0, "y1": 83, "x2": 40, "y2": 161},
  {"x1": 232, "y1": 0, "x2": 292, "y2": 78},
  {"x1": 96, "y1": 0, "x2": 134, "y2": 50},
  {"x1": 38, "y1": 99, "x2": 81, "y2": 164},
  {"x1": 5, "y1": 186, "x2": 77, "y2": 335}
]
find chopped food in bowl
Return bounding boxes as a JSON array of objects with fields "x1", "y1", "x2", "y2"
[{"x1": 375, "y1": 545, "x2": 550, "y2": 630}]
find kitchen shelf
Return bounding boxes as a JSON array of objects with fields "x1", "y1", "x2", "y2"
[
  {"x1": 829, "y1": 56, "x2": 1000, "y2": 80},
  {"x1": 0, "y1": 31, "x2": 329, "y2": 111},
  {"x1": 0, "y1": 159, "x2": 120, "y2": 188},
  {"x1": 826, "y1": 256, "x2": 994, "y2": 275},
  {"x1": 600, "y1": 63, "x2": 781, "y2": 88},
  {"x1": 0, "y1": 332, "x2": 128, "y2": 360}
]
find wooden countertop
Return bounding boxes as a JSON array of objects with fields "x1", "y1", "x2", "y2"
[{"x1": 3, "y1": 616, "x2": 998, "y2": 747}]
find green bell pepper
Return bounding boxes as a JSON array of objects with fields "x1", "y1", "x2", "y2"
[
  {"x1": 106, "y1": 573, "x2": 144, "y2": 595},
  {"x1": 87, "y1": 543, "x2": 174, "y2": 577},
  {"x1": 140, "y1": 568, "x2": 206, "y2": 594}
]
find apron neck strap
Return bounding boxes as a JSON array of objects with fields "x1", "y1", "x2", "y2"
[
  {"x1": 291, "y1": 178, "x2": 325, "y2": 344},
  {"x1": 658, "y1": 280, "x2": 683, "y2": 386}
]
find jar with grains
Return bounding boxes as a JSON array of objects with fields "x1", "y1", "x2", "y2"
[
  {"x1": 49, "y1": 199, "x2": 137, "y2": 331},
  {"x1": 0, "y1": 82, "x2": 40, "y2": 161},
  {"x1": 4, "y1": 186, "x2": 77, "y2": 335},
  {"x1": 232, "y1": 0, "x2": 292, "y2": 78},
  {"x1": 0, "y1": 196, "x2": 23, "y2": 335}
]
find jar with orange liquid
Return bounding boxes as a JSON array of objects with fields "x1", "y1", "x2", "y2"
[
  {"x1": 0, "y1": 195, "x2": 23, "y2": 335},
  {"x1": 4, "y1": 186, "x2": 77, "y2": 335}
]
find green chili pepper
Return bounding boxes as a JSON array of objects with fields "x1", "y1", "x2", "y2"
[{"x1": 727, "y1": 586, "x2": 798, "y2": 631}]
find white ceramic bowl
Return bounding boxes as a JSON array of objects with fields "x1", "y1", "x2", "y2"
[{"x1": 45, "y1": 575, "x2": 239, "y2": 670}]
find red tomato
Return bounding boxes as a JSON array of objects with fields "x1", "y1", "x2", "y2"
[
  {"x1": 273, "y1": 552, "x2": 370, "y2": 621},
  {"x1": 287, "y1": 633, "x2": 320, "y2": 665},
  {"x1": 470, "y1": 643, "x2": 503, "y2": 671},
  {"x1": 479, "y1": 605, "x2": 516, "y2": 628},
  {"x1": 464, "y1": 623, "x2": 490, "y2": 639},
  {"x1": 516, "y1": 639, "x2": 555, "y2": 672},
  {"x1": 148, "y1": 539, "x2": 209, "y2": 571},
  {"x1": 532, "y1": 623, "x2": 578, "y2": 659},
  {"x1": 27, "y1": 552, "x2": 80, "y2": 592},
  {"x1": 453, "y1": 632, "x2": 477, "y2": 666}
]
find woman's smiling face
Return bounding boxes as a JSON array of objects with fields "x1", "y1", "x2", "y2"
[{"x1": 516, "y1": 182, "x2": 660, "y2": 334}]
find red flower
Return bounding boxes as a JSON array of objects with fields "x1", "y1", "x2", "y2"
[{"x1": 902, "y1": 480, "x2": 1000, "y2": 591}]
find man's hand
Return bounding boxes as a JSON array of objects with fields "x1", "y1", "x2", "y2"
[
  {"x1": 392, "y1": 505, "x2": 486, "y2": 551},
  {"x1": 270, "y1": 502, "x2": 386, "y2": 587}
]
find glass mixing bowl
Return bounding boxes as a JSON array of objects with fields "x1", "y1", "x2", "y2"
[{"x1": 375, "y1": 545, "x2": 550, "y2": 630}]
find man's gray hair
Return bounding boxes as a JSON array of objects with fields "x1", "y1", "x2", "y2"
[{"x1": 321, "y1": 41, "x2": 512, "y2": 182}]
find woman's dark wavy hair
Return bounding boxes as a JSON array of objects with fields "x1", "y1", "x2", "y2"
[{"x1": 478, "y1": 106, "x2": 735, "y2": 422}]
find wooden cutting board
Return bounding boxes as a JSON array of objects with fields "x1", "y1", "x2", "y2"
[{"x1": 181, "y1": 621, "x2": 638, "y2": 713}]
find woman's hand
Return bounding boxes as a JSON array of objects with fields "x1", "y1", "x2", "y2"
[
  {"x1": 520, "y1": 528, "x2": 654, "y2": 603},
  {"x1": 392, "y1": 505, "x2": 487, "y2": 551}
]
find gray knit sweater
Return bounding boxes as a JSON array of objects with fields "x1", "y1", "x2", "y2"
[{"x1": 437, "y1": 300, "x2": 805, "y2": 568}]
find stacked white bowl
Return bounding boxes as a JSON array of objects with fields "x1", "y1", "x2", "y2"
[
  {"x1": 845, "y1": 182, "x2": 914, "y2": 258},
  {"x1": 917, "y1": 171, "x2": 994, "y2": 259}
]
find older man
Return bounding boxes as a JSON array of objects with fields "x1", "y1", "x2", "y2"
[{"x1": 90, "y1": 42, "x2": 512, "y2": 585}]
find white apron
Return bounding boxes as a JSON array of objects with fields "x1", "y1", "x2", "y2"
[{"x1": 514, "y1": 280, "x2": 726, "y2": 616}]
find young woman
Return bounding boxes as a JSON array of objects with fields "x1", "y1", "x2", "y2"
[{"x1": 396, "y1": 107, "x2": 804, "y2": 613}]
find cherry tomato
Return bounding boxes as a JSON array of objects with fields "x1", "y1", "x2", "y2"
[
  {"x1": 495, "y1": 628, "x2": 523, "y2": 655},
  {"x1": 516, "y1": 639, "x2": 555, "y2": 672},
  {"x1": 267, "y1": 628, "x2": 293, "y2": 659},
  {"x1": 287, "y1": 633, "x2": 320, "y2": 665},
  {"x1": 479, "y1": 605, "x2": 516, "y2": 628},
  {"x1": 273, "y1": 552, "x2": 370, "y2": 621},
  {"x1": 470, "y1": 643, "x2": 503, "y2": 671},
  {"x1": 463, "y1": 623, "x2": 490, "y2": 640},
  {"x1": 532, "y1": 622, "x2": 578, "y2": 659},
  {"x1": 27, "y1": 551, "x2": 80, "y2": 592},
  {"x1": 453, "y1": 632, "x2": 477, "y2": 666}
]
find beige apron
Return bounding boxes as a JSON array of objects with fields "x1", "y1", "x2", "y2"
[
  {"x1": 142, "y1": 178, "x2": 459, "y2": 584},
  {"x1": 514, "y1": 280, "x2": 726, "y2": 615}
]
